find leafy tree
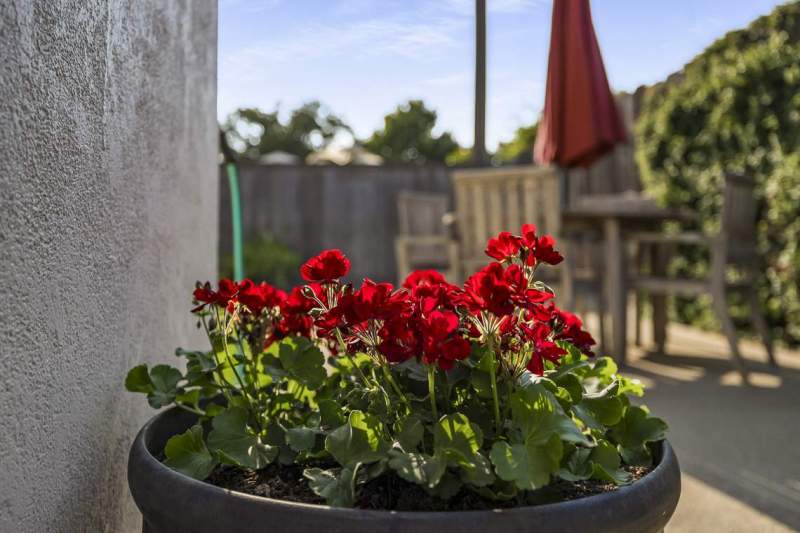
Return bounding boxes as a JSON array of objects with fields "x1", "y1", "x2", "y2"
[
  {"x1": 494, "y1": 122, "x2": 538, "y2": 165},
  {"x1": 222, "y1": 101, "x2": 351, "y2": 160},
  {"x1": 364, "y1": 100, "x2": 460, "y2": 163},
  {"x1": 636, "y1": 1, "x2": 800, "y2": 343}
]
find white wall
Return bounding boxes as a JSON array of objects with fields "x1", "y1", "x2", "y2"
[{"x1": 0, "y1": 1, "x2": 218, "y2": 531}]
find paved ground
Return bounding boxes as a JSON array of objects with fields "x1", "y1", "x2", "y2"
[{"x1": 617, "y1": 321, "x2": 800, "y2": 532}]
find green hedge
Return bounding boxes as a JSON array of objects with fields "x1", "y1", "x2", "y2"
[
  {"x1": 220, "y1": 233, "x2": 301, "y2": 289},
  {"x1": 635, "y1": 2, "x2": 800, "y2": 344}
]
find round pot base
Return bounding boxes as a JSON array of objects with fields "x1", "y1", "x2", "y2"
[{"x1": 129, "y1": 407, "x2": 681, "y2": 533}]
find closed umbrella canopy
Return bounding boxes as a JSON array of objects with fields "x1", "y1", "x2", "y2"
[{"x1": 534, "y1": 0, "x2": 626, "y2": 168}]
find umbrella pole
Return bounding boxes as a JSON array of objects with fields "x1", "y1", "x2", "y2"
[{"x1": 225, "y1": 162, "x2": 245, "y2": 281}]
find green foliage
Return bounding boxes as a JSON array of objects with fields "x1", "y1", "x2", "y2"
[
  {"x1": 127, "y1": 252, "x2": 667, "y2": 507},
  {"x1": 164, "y1": 425, "x2": 218, "y2": 480},
  {"x1": 363, "y1": 100, "x2": 460, "y2": 163},
  {"x1": 325, "y1": 411, "x2": 391, "y2": 468},
  {"x1": 494, "y1": 122, "x2": 539, "y2": 165},
  {"x1": 304, "y1": 467, "x2": 357, "y2": 507},
  {"x1": 276, "y1": 337, "x2": 326, "y2": 390},
  {"x1": 635, "y1": 1, "x2": 800, "y2": 343},
  {"x1": 207, "y1": 407, "x2": 277, "y2": 469},
  {"x1": 220, "y1": 233, "x2": 300, "y2": 289},
  {"x1": 124, "y1": 364, "x2": 183, "y2": 408},
  {"x1": 387, "y1": 451, "x2": 446, "y2": 488},
  {"x1": 490, "y1": 436, "x2": 562, "y2": 491},
  {"x1": 222, "y1": 101, "x2": 351, "y2": 160}
]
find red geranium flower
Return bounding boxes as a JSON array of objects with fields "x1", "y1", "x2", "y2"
[
  {"x1": 522, "y1": 321, "x2": 566, "y2": 375},
  {"x1": 192, "y1": 279, "x2": 240, "y2": 312},
  {"x1": 437, "y1": 336, "x2": 471, "y2": 370},
  {"x1": 402, "y1": 269, "x2": 447, "y2": 289},
  {"x1": 503, "y1": 264, "x2": 554, "y2": 308},
  {"x1": 552, "y1": 307, "x2": 596, "y2": 356},
  {"x1": 485, "y1": 231, "x2": 523, "y2": 262},
  {"x1": 237, "y1": 279, "x2": 286, "y2": 315},
  {"x1": 378, "y1": 314, "x2": 420, "y2": 363},
  {"x1": 418, "y1": 310, "x2": 469, "y2": 370},
  {"x1": 461, "y1": 262, "x2": 515, "y2": 317},
  {"x1": 300, "y1": 249, "x2": 351, "y2": 282}
]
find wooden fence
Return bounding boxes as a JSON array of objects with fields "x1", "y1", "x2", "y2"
[{"x1": 219, "y1": 163, "x2": 452, "y2": 284}]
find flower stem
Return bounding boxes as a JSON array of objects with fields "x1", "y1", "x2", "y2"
[
  {"x1": 218, "y1": 309, "x2": 262, "y2": 432},
  {"x1": 487, "y1": 336, "x2": 502, "y2": 434},
  {"x1": 381, "y1": 363, "x2": 410, "y2": 411},
  {"x1": 334, "y1": 328, "x2": 371, "y2": 387},
  {"x1": 201, "y1": 313, "x2": 235, "y2": 404},
  {"x1": 427, "y1": 364, "x2": 438, "y2": 420}
]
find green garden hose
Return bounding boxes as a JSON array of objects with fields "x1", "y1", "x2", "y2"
[{"x1": 225, "y1": 162, "x2": 245, "y2": 281}]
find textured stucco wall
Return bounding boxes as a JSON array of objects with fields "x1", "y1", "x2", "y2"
[{"x1": 0, "y1": 1, "x2": 218, "y2": 532}]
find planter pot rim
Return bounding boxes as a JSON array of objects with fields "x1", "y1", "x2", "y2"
[{"x1": 129, "y1": 406, "x2": 681, "y2": 532}]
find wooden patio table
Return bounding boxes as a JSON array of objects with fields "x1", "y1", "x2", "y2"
[{"x1": 561, "y1": 193, "x2": 697, "y2": 365}]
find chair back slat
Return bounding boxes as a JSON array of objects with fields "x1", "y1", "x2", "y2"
[
  {"x1": 397, "y1": 191, "x2": 448, "y2": 237},
  {"x1": 721, "y1": 172, "x2": 758, "y2": 261},
  {"x1": 453, "y1": 165, "x2": 559, "y2": 278}
]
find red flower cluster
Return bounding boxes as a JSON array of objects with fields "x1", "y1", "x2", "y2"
[
  {"x1": 193, "y1": 279, "x2": 282, "y2": 315},
  {"x1": 377, "y1": 273, "x2": 469, "y2": 370},
  {"x1": 192, "y1": 229, "x2": 595, "y2": 376},
  {"x1": 300, "y1": 249, "x2": 350, "y2": 282},
  {"x1": 485, "y1": 223, "x2": 564, "y2": 267}
]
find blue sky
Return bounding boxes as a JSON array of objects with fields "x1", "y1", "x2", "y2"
[{"x1": 218, "y1": 0, "x2": 785, "y2": 150}]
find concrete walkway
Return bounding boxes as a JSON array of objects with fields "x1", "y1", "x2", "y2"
[{"x1": 620, "y1": 322, "x2": 800, "y2": 532}]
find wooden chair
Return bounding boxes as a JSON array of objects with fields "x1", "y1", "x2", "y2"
[
  {"x1": 394, "y1": 191, "x2": 459, "y2": 284},
  {"x1": 629, "y1": 172, "x2": 776, "y2": 380},
  {"x1": 451, "y1": 165, "x2": 561, "y2": 282},
  {"x1": 451, "y1": 165, "x2": 608, "y2": 347}
]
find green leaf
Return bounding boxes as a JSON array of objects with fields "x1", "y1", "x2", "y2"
[
  {"x1": 395, "y1": 358, "x2": 429, "y2": 382},
  {"x1": 572, "y1": 404, "x2": 603, "y2": 430},
  {"x1": 474, "y1": 344, "x2": 498, "y2": 372},
  {"x1": 286, "y1": 427, "x2": 317, "y2": 452},
  {"x1": 147, "y1": 365, "x2": 183, "y2": 408},
  {"x1": 304, "y1": 467, "x2": 356, "y2": 507},
  {"x1": 490, "y1": 435, "x2": 563, "y2": 490},
  {"x1": 470, "y1": 369, "x2": 494, "y2": 399},
  {"x1": 175, "y1": 389, "x2": 201, "y2": 410},
  {"x1": 583, "y1": 380, "x2": 619, "y2": 399},
  {"x1": 432, "y1": 413, "x2": 483, "y2": 464},
  {"x1": 164, "y1": 425, "x2": 217, "y2": 480},
  {"x1": 264, "y1": 421, "x2": 297, "y2": 465},
  {"x1": 210, "y1": 332, "x2": 245, "y2": 388},
  {"x1": 459, "y1": 451, "x2": 495, "y2": 487},
  {"x1": 510, "y1": 385, "x2": 590, "y2": 446},
  {"x1": 585, "y1": 356, "x2": 618, "y2": 382},
  {"x1": 176, "y1": 348, "x2": 218, "y2": 372},
  {"x1": 471, "y1": 481, "x2": 518, "y2": 501},
  {"x1": 611, "y1": 406, "x2": 668, "y2": 447},
  {"x1": 581, "y1": 396, "x2": 624, "y2": 426},
  {"x1": 426, "y1": 472, "x2": 463, "y2": 499},
  {"x1": 125, "y1": 364, "x2": 152, "y2": 393},
  {"x1": 394, "y1": 415, "x2": 424, "y2": 451},
  {"x1": 610, "y1": 405, "x2": 668, "y2": 466},
  {"x1": 552, "y1": 372, "x2": 583, "y2": 404},
  {"x1": 617, "y1": 376, "x2": 645, "y2": 397},
  {"x1": 207, "y1": 407, "x2": 277, "y2": 469},
  {"x1": 388, "y1": 450, "x2": 446, "y2": 488},
  {"x1": 590, "y1": 439, "x2": 632, "y2": 485},
  {"x1": 325, "y1": 411, "x2": 390, "y2": 467},
  {"x1": 278, "y1": 337, "x2": 326, "y2": 390},
  {"x1": 318, "y1": 399, "x2": 346, "y2": 428},
  {"x1": 558, "y1": 446, "x2": 593, "y2": 481}
]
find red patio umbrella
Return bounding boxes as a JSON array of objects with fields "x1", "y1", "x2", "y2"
[{"x1": 533, "y1": 0, "x2": 625, "y2": 168}]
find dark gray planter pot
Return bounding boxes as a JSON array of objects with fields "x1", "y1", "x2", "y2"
[{"x1": 129, "y1": 406, "x2": 681, "y2": 533}]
